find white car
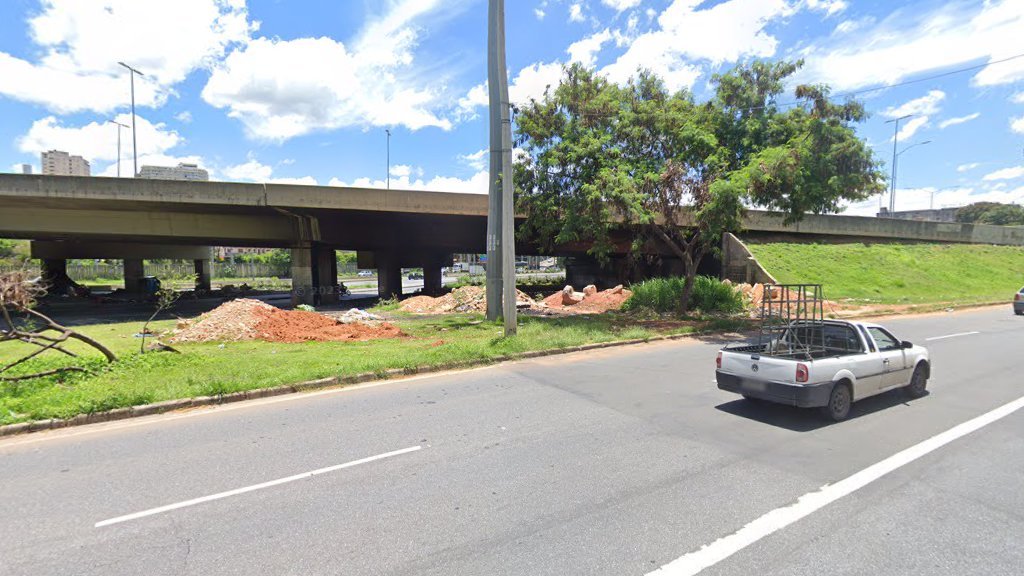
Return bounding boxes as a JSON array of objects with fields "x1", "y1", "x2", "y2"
[
  {"x1": 357, "y1": 270, "x2": 373, "y2": 277},
  {"x1": 716, "y1": 320, "x2": 930, "y2": 421}
]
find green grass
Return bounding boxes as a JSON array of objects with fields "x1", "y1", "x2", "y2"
[
  {"x1": 0, "y1": 312, "x2": 745, "y2": 425},
  {"x1": 623, "y1": 276, "x2": 746, "y2": 314},
  {"x1": 748, "y1": 242, "x2": 1024, "y2": 304}
]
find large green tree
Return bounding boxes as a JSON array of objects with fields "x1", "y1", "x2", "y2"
[
  {"x1": 514, "y1": 61, "x2": 885, "y2": 312},
  {"x1": 956, "y1": 202, "x2": 1024, "y2": 226}
]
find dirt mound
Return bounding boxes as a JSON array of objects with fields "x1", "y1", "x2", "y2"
[
  {"x1": 172, "y1": 298, "x2": 404, "y2": 343},
  {"x1": 400, "y1": 286, "x2": 539, "y2": 314},
  {"x1": 542, "y1": 285, "x2": 633, "y2": 314}
]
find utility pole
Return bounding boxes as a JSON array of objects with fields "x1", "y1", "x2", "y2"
[
  {"x1": 488, "y1": 0, "x2": 516, "y2": 334},
  {"x1": 885, "y1": 114, "x2": 911, "y2": 215},
  {"x1": 118, "y1": 62, "x2": 144, "y2": 177},
  {"x1": 107, "y1": 120, "x2": 129, "y2": 177},
  {"x1": 386, "y1": 128, "x2": 392, "y2": 190}
]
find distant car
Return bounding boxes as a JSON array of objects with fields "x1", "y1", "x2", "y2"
[
  {"x1": 357, "y1": 270, "x2": 373, "y2": 277},
  {"x1": 1015, "y1": 286, "x2": 1024, "y2": 316},
  {"x1": 407, "y1": 272, "x2": 424, "y2": 280}
]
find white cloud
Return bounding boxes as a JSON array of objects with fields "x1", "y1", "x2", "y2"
[
  {"x1": 459, "y1": 149, "x2": 488, "y2": 171},
  {"x1": 175, "y1": 111, "x2": 194, "y2": 124},
  {"x1": 0, "y1": 0, "x2": 255, "y2": 114},
  {"x1": 535, "y1": 8, "x2": 546, "y2": 20},
  {"x1": 957, "y1": 163, "x2": 980, "y2": 173},
  {"x1": 221, "y1": 156, "x2": 318, "y2": 185},
  {"x1": 508, "y1": 61, "x2": 566, "y2": 105},
  {"x1": 844, "y1": 185, "x2": 1024, "y2": 216},
  {"x1": 805, "y1": 0, "x2": 847, "y2": 17},
  {"x1": 567, "y1": 29, "x2": 613, "y2": 68},
  {"x1": 798, "y1": 0, "x2": 1024, "y2": 91},
  {"x1": 939, "y1": 113, "x2": 980, "y2": 129},
  {"x1": 883, "y1": 91, "x2": 946, "y2": 119},
  {"x1": 1012, "y1": 116, "x2": 1024, "y2": 135},
  {"x1": 330, "y1": 169, "x2": 489, "y2": 195},
  {"x1": 202, "y1": 2, "x2": 456, "y2": 141},
  {"x1": 17, "y1": 114, "x2": 182, "y2": 163},
  {"x1": 602, "y1": 0, "x2": 793, "y2": 91},
  {"x1": 1012, "y1": 92, "x2": 1024, "y2": 105},
  {"x1": 569, "y1": 3, "x2": 585, "y2": 23},
  {"x1": 894, "y1": 116, "x2": 929, "y2": 143},
  {"x1": 601, "y1": 0, "x2": 642, "y2": 11},
  {"x1": 982, "y1": 166, "x2": 1024, "y2": 181}
]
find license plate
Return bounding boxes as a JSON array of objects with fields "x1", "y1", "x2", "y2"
[{"x1": 746, "y1": 380, "x2": 767, "y2": 392}]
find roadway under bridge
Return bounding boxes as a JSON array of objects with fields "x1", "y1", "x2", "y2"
[{"x1": 3, "y1": 174, "x2": 1023, "y2": 304}]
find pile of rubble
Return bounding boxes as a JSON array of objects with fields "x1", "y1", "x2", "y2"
[
  {"x1": 541, "y1": 284, "x2": 633, "y2": 314},
  {"x1": 171, "y1": 299, "x2": 404, "y2": 343},
  {"x1": 399, "y1": 286, "x2": 540, "y2": 314}
]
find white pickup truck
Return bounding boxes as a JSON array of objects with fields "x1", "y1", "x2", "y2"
[{"x1": 716, "y1": 320, "x2": 930, "y2": 421}]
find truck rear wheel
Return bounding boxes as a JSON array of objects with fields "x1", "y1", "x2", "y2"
[
  {"x1": 903, "y1": 365, "x2": 928, "y2": 399},
  {"x1": 820, "y1": 382, "x2": 851, "y2": 422}
]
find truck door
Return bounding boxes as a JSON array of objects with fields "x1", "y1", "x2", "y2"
[
  {"x1": 854, "y1": 325, "x2": 885, "y2": 394},
  {"x1": 867, "y1": 327, "x2": 908, "y2": 389}
]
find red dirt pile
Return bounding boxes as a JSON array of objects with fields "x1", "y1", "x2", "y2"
[
  {"x1": 172, "y1": 298, "x2": 404, "y2": 343},
  {"x1": 400, "y1": 286, "x2": 540, "y2": 314}
]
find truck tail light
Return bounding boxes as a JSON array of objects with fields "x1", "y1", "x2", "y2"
[
  {"x1": 1016, "y1": 293, "x2": 1022, "y2": 301},
  {"x1": 716, "y1": 352, "x2": 722, "y2": 369},
  {"x1": 796, "y1": 363, "x2": 809, "y2": 383}
]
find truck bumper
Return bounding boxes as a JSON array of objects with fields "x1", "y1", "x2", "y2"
[
  {"x1": 1014, "y1": 302, "x2": 1024, "y2": 315},
  {"x1": 716, "y1": 370, "x2": 834, "y2": 408}
]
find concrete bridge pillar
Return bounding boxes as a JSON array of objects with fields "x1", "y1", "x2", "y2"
[
  {"x1": 290, "y1": 245, "x2": 314, "y2": 306},
  {"x1": 314, "y1": 245, "x2": 339, "y2": 306},
  {"x1": 123, "y1": 258, "x2": 145, "y2": 294},
  {"x1": 193, "y1": 259, "x2": 212, "y2": 292},
  {"x1": 376, "y1": 252, "x2": 403, "y2": 300},
  {"x1": 40, "y1": 259, "x2": 71, "y2": 296},
  {"x1": 422, "y1": 252, "x2": 448, "y2": 297}
]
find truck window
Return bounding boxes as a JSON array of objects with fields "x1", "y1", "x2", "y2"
[
  {"x1": 822, "y1": 324, "x2": 863, "y2": 354},
  {"x1": 868, "y1": 327, "x2": 900, "y2": 351},
  {"x1": 857, "y1": 325, "x2": 876, "y2": 352}
]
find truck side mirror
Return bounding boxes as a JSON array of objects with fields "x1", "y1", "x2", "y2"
[{"x1": 902, "y1": 340, "x2": 914, "y2": 349}]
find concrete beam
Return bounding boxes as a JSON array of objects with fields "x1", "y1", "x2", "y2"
[
  {"x1": 32, "y1": 241, "x2": 212, "y2": 260},
  {"x1": 314, "y1": 245, "x2": 339, "y2": 305},
  {"x1": 123, "y1": 259, "x2": 145, "y2": 294},
  {"x1": 375, "y1": 251, "x2": 403, "y2": 300},
  {"x1": 194, "y1": 259, "x2": 212, "y2": 292},
  {"x1": 291, "y1": 245, "x2": 314, "y2": 306}
]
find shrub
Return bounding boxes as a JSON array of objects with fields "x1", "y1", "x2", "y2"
[{"x1": 623, "y1": 276, "x2": 744, "y2": 314}]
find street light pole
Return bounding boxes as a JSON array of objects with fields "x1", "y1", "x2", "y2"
[
  {"x1": 107, "y1": 120, "x2": 129, "y2": 178},
  {"x1": 118, "y1": 62, "x2": 144, "y2": 177},
  {"x1": 385, "y1": 129, "x2": 392, "y2": 190},
  {"x1": 884, "y1": 114, "x2": 911, "y2": 215},
  {"x1": 891, "y1": 140, "x2": 932, "y2": 213}
]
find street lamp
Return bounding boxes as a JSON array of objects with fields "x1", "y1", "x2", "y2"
[
  {"x1": 107, "y1": 120, "x2": 129, "y2": 178},
  {"x1": 891, "y1": 140, "x2": 932, "y2": 213},
  {"x1": 385, "y1": 128, "x2": 392, "y2": 190},
  {"x1": 884, "y1": 114, "x2": 912, "y2": 215},
  {"x1": 118, "y1": 61, "x2": 145, "y2": 177}
]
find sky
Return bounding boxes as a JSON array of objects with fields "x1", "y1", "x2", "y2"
[{"x1": 1, "y1": 0, "x2": 1023, "y2": 216}]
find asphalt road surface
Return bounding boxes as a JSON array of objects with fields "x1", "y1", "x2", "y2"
[{"x1": 1, "y1": 306, "x2": 1021, "y2": 575}]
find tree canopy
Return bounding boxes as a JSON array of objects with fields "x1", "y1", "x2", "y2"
[
  {"x1": 956, "y1": 202, "x2": 1024, "y2": 226},
  {"x1": 514, "y1": 60, "x2": 885, "y2": 311}
]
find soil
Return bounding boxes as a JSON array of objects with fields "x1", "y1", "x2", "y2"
[
  {"x1": 541, "y1": 287, "x2": 633, "y2": 314},
  {"x1": 400, "y1": 286, "x2": 540, "y2": 314},
  {"x1": 172, "y1": 298, "x2": 405, "y2": 343}
]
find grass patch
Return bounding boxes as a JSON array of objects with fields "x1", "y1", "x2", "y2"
[
  {"x1": 748, "y1": 242, "x2": 1024, "y2": 305},
  {"x1": 623, "y1": 276, "x2": 745, "y2": 314},
  {"x1": 0, "y1": 311, "x2": 737, "y2": 426}
]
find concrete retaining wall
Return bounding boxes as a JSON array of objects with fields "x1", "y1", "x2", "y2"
[{"x1": 720, "y1": 233, "x2": 777, "y2": 284}]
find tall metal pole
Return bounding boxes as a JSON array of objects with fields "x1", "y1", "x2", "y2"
[
  {"x1": 485, "y1": 0, "x2": 504, "y2": 322},
  {"x1": 119, "y1": 62, "x2": 144, "y2": 178},
  {"x1": 108, "y1": 120, "x2": 128, "y2": 178},
  {"x1": 885, "y1": 114, "x2": 910, "y2": 215},
  {"x1": 386, "y1": 129, "x2": 392, "y2": 190}
]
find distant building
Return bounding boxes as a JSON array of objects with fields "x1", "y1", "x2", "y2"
[
  {"x1": 138, "y1": 162, "x2": 209, "y2": 181},
  {"x1": 20, "y1": 164, "x2": 32, "y2": 175},
  {"x1": 877, "y1": 207, "x2": 959, "y2": 222},
  {"x1": 41, "y1": 150, "x2": 90, "y2": 176}
]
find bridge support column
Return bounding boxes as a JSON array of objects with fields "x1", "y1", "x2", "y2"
[
  {"x1": 422, "y1": 252, "x2": 448, "y2": 297},
  {"x1": 376, "y1": 252, "x2": 402, "y2": 300},
  {"x1": 290, "y1": 245, "x2": 315, "y2": 306},
  {"x1": 314, "y1": 245, "x2": 339, "y2": 306},
  {"x1": 193, "y1": 259, "x2": 212, "y2": 292},
  {"x1": 123, "y1": 258, "x2": 145, "y2": 294},
  {"x1": 41, "y1": 259, "x2": 71, "y2": 296}
]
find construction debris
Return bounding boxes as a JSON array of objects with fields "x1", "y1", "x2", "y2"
[
  {"x1": 171, "y1": 299, "x2": 404, "y2": 343},
  {"x1": 542, "y1": 285, "x2": 633, "y2": 314},
  {"x1": 399, "y1": 286, "x2": 540, "y2": 314}
]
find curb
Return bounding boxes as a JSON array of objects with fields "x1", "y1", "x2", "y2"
[{"x1": 0, "y1": 329, "x2": 719, "y2": 438}]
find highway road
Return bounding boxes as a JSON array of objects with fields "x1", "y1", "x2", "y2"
[{"x1": 1, "y1": 306, "x2": 1021, "y2": 575}]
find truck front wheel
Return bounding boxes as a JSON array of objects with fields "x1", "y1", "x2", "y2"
[
  {"x1": 903, "y1": 365, "x2": 928, "y2": 399},
  {"x1": 820, "y1": 382, "x2": 851, "y2": 422}
]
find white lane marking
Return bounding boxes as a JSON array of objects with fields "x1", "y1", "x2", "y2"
[
  {"x1": 926, "y1": 331, "x2": 980, "y2": 341},
  {"x1": 648, "y1": 394, "x2": 1024, "y2": 576},
  {"x1": 94, "y1": 445, "x2": 422, "y2": 528}
]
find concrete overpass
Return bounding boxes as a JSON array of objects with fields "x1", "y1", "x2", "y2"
[{"x1": 3, "y1": 174, "x2": 1023, "y2": 303}]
